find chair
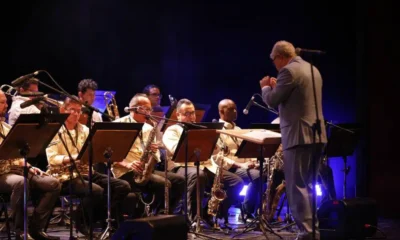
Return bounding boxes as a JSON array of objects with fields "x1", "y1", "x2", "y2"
[{"x1": 0, "y1": 193, "x2": 12, "y2": 240}]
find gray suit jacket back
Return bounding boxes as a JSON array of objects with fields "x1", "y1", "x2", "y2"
[{"x1": 262, "y1": 56, "x2": 327, "y2": 150}]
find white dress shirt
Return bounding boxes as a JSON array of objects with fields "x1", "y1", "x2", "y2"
[
  {"x1": 162, "y1": 123, "x2": 212, "y2": 171},
  {"x1": 0, "y1": 122, "x2": 26, "y2": 175},
  {"x1": 111, "y1": 115, "x2": 160, "y2": 178},
  {"x1": 8, "y1": 96, "x2": 40, "y2": 126}
]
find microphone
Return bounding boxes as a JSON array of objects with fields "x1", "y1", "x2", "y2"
[
  {"x1": 11, "y1": 71, "x2": 41, "y2": 87},
  {"x1": 243, "y1": 96, "x2": 255, "y2": 115},
  {"x1": 295, "y1": 47, "x2": 326, "y2": 55},
  {"x1": 20, "y1": 97, "x2": 44, "y2": 109},
  {"x1": 20, "y1": 91, "x2": 45, "y2": 97},
  {"x1": 168, "y1": 94, "x2": 176, "y2": 106},
  {"x1": 212, "y1": 119, "x2": 218, "y2": 123},
  {"x1": 124, "y1": 106, "x2": 138, "y2": 113}
]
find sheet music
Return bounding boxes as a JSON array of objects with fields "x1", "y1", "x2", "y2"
[{"x1": 242, "y1": 129, "x2": 281, "y2": 140}]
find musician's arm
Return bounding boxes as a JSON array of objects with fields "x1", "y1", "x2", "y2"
[
  {"x1": 162, "y1": 126, "x2": 181, "y2": 156},
  {"x1": 45, "y1": 135, "x2": 66, "y2": 166}
]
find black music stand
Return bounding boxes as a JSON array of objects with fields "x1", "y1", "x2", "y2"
[
  {"x1": 325, "y1": 123, "x2": 359, "y2": 199},
  {"x1": 216, "y1": 129, "x2": 282, "y2": 239},
  {"x1": 0, "y1": 114, "x2": 68, "y2": 240},
  {"x1": 172, "y1": 122, "x2": 223, "y2": 237},
  {"x1": 77, "y1": 122, "x2": 143, "y2": 239},
  {"x1": 160, "y1": 103, "x2": 211, "y2": 132}
]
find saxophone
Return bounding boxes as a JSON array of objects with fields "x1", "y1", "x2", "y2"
[
  {"x1": 47, "y1": 163, "x2": 90, "y2": 183},
  {"x1": 262, "y1": 143, "x2": 285, "y2": 222},
  {"x1": 207, "y1": 145, "x2": 227, "y2": 216},
  {"x1": 104, "y1": 91, "x2": 120, "y2": 120},
  {"x1": 134, "y1": 120, "x2": 161, "y2": 186}
]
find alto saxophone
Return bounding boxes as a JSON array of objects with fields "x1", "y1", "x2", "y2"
[
  {"x1": 207, "y1": 145, "x2": 227, "y2": 217},
  {"x1": 134, "y1": 120, "x2": 162, "y2": 186}
]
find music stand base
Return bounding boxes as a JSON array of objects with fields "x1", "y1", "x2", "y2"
[{"x1": 99, "y1": 150, "x2": 115, "y2": 240}]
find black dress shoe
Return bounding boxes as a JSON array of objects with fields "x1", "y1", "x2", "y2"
[
  {"x1": 29, "y1": 230, "x2": 60, "y2": 240},
  {"x1": 15, "y1": 232, "x2": 34, "y2": 240}
]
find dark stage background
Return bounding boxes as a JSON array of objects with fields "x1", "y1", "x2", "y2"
[{"x1": 1, "y1": 1, "x2": 398, "y2": 217}]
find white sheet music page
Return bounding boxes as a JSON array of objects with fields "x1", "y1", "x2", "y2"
[{"x1": 242, "y1": 129, "x2": 281, "y2": 140}]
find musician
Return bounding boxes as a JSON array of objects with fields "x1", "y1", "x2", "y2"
[
  {"x1": 143, "y1": 84, "x2": 162, "y2": 108},
  {"x1": 212, "y1": 99, "x2": 260, "y2": 220},
  {"x1": 46, "y1": 96, "x2": 131, "y2": 235},
  {"x1": 77, "y1": 79, "x2": 103, "y2": 124},
  {"x1": 113, "y1": 93, "x2": 184, "y2": 215},
  {"x1": 203, "y1": 99, "x2": 245, "y2": 224},
  {"x1": 0, "y1": 90, "x2": 62, "y2": 240},
  {"x1": 7, "y1": 77, "x2": 41, "y2": 126},
  {"x1": 260, "y1": 40, "x2": 327, "y2": 240},
  {"x1": 162, "y1": 98, "x2": 207, "y2": 222}
]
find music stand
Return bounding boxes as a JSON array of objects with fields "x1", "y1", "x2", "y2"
[
  {"x1": 216, "y1": 129, "x2": 283, "y2": 239},
  {"x1": 325, "y1": 123, "x2": 359, "y2": 199},
  {"x1": 77, "y1": 122, "x2": 143, "y2": 239},
  {"x1": 160, "y1": 103, "x2": 211, "y2": 132},
  {"x1": 0, "y1": 113, "x2": 68, "y2": 240},
  {"x1": 172, "y1": 122, "x2": 223, "y2": 237}
]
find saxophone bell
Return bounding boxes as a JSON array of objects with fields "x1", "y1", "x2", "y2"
[{"x1": 104, "y1": 91, "x2": 120, "y2": 120}]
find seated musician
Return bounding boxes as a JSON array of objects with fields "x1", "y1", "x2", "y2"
[
  {"x1": 142, "y1": 84, "x2": 162, "y2": 108},
  {"x1": 7, "y1": 77, "x2": 41, "y2": 126},
  {"x1": 112, "y1": 93, "x2": 184, "y2": 215},
  {"x1": 0, "y1": 90, "x2": 62, "y2": 240},
  {"x1": 162, "y1": 98, "x2": 209, "y2": 222},
  {"x1": 46, "y1": 96, "x2": 131, "y2": 235},
  {"x1": 213, "y1": 99, "x2": 261, "y2": 220},
  {"x1": 77, "y1": 79, "x2": 103, "y2": 124}
]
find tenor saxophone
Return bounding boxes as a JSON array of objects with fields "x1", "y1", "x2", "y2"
[
  {"x1": 134, "y1": 120, "x2": 162, "y2": 186},
  {"x1": 207, "y1": 145, "x2": 227, "y2": 216},
  {"x1": 262, "y1": 143, "x2": 285, "y2": 222}
]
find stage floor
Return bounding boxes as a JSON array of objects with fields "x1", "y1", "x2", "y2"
[{"x1": 1, "y1": 207, "x2": 399, "y2": 239}]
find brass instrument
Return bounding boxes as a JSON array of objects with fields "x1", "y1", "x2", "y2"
[
  {"x1": 0, "y1": 84, "x2": 18, "y2": 97},
  {"x1": 207, "y1": 144, "x2": 228, "y2": 217},
  {"x1": 104, "y1": 91, "x2": 120, "y2": 120},
  {"x1": 46, "y1": 163, "x2": 90, "y2": 183},
  {"x1": 134, "y1": 119, "x2": 162, "y2": 185},
  {"x1": 262, "y1": 143, "x2": 285, "y2": 222},
  {"x1": 0, "y1": 84, "x2": 62, "y2": 107}
]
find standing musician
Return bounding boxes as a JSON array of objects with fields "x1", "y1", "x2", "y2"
[
  {"x1": 77, "y1": 79, "x2": 103, "y2": 124},
  {"x1": 212, "y1": 99, "x2": 261, "y2": 221},
  {"x1": 162, "y1": 98, "x2": 208, "y2": 222},
  {"x1": 46, "y1": 96, "x2": 131, "y2": 235},
  {"x1": 260, "y1": 40, "x2": 327, "y2": 240},
  {"x1": 7, "y1": 77, "x2": 41, "y2": 126},
  {"x1": 0, "y1": 90, "x2": 62, "y2": 240},
  {"x1": 112, "y1": 93, "x2": 184, "y2": 215}
]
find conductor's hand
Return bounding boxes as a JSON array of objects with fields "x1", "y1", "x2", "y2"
[
  {"x1": 260, "y1": 76, "x2": 277, "y2": 89},
  {"x1": 130, "y1": 161, "x2": 144, "y2": 175}
]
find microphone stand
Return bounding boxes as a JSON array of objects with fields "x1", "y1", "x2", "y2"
[{"x1": 308, "y1": 54, "x2": 323, "y2": 240}]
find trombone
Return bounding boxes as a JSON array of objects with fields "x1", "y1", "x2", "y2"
[{"x1": 0, "y1": 84, "x2": 62, "y2": 107}]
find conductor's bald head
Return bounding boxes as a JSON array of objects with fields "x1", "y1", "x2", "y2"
[{"x1": 218, "y1": 99, "x2": 237, "y2": 123}]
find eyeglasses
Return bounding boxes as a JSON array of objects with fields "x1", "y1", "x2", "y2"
[
  {"x1": 149, "y1": 93, "x2": 162, "y2": 98},
  {"x1": 182, "y1": 111, "x2": 196, "y2": 117},
  {"x1": 137, "y1": 106, "x2": 153, "y2": 113},
  {"x1": 66, "y1": 108, "x2": 82, "y2": 114}
]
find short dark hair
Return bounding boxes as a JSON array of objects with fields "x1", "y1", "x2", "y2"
[
  {"x1": 78, "y1": 79, "x2": 98, "y2": 94},
  {"x1": 142, "y1": 84, "x2": 160, "y2": 95},
  {"x1": 20, "y1": 77, "x2": 39, "y2": 91},
  {"x1": 63, "y1": 95, "x2": 81, "y2": 109},
  {"x1": 176, "y1": 98, "x2": 193, "y2": 111}
]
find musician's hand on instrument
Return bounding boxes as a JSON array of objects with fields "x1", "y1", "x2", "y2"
[
  {"x1": 131, "y1": 161, "x2": 144, "y2": 175},
  {"x1": 30, "y1": 166, "x2": 46, "y2": 176},
  {"x1": 149, "y1": 143, "x2": 159, "y2": 153},
  {"x1": 241, "y1": 162, "x2": 256, "y2": 169}
]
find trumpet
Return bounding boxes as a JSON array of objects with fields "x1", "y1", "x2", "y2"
[
  {"x1": 0, "y1": 84, "x2": 62, "y2": 107},
  {"x1": 0, "y1": 84, "x2": 18, "y2": 97},
  {"x1": 104, "y1": 91, "x2": 120, "y2": 120}
]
